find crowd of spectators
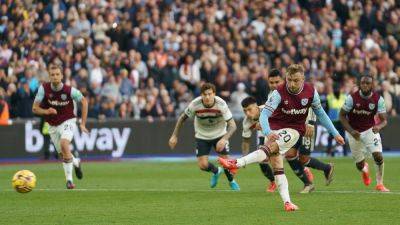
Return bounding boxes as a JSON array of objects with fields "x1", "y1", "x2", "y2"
[{"x1": 0, "y1": 0, "x2": 399, "y2": 122}]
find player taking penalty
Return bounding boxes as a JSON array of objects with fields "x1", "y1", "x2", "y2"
[
  {"x1": 32, "y1": 63, "x2": 88, "y2": 189},
  {"x1": 219, "y1": 64, "x2": 345, "y2": 211}
]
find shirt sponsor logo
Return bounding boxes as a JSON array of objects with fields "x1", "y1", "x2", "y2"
[
  {"x1": 281, "y1": 108, "x2": 307, "y2": 115},
  {"x1": 352, "y1": 109, "x2": 372, "y2": 115},
  {"x1": 48, "y1": 99, "x2": 70, "y2": 106}
]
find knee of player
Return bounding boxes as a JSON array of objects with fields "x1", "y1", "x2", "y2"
[
  {"x1": 355, "y1": 161, "x2": 364, "y2": 171},
  {"x1": 266, "y1": 142, "x2": 279, "y2": 153},
  {"x1": 62, "y1": 157, "x2": 73, "y2": 163},
  {"x1": 60, "y1": 139, "x2": 70, "y2": 148},
  {"x1": 372, "y1": 153, "x2": 383, "y2": 165},
  {"x1": 198, "y1": 162, "x2": 209, "y2": 170}
]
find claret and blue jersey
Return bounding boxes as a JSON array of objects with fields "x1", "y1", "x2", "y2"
[{"x1": 260, "y1": 83, "x2": 339, "y2": 137}]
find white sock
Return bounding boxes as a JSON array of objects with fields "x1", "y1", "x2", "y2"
[
  {"x1": 275, "y1": 174, "x2": 291, "y2": 203},
  {"x1": 63, "y1": 162, "x2": 73, "y2": 182},
  {"x1": 236, "y1": 150, "x2": 267, "y2": 168},
  {"x1": 375, "y1": 163, "x2": 384, "y2": 185},
  {"x1": 72, "y1": 156, "x2": 80, "y2": 168},
  {"x1": 361, "y1": 163, "x2": 368, "y2": 173}
]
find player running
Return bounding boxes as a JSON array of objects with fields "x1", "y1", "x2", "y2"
[
  {"x1": 32, "y1": 63, "x2": 88, "y2": 189},
  {"x1": 339, "y1": 75, "x2": 390, "y2": 192},
  {"x1": 168, "y1": 83, "x2": 240, "y2": 190},
  {"x1": 219, "y1": 64, "x2": 345, "y2": 211}
]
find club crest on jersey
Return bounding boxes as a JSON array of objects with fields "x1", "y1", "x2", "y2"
[
  {"x1": 49, "y1": 94, "x2": 53, "y2": 98},
  {"x1": 284, "y1": 100, "x2": 288, "y2": 105},
  {"x1": 356, "y1": 103, "x2": 360, "y2": 107},
  {"x1": 369, "y1": 103, "x2": 375, "y2": 110},
  {"x1": 61, "y1": 94, "x2": 67, "y2": 100},
  {"x1": 301, "y1": 98, "x2": 308, "y2": 106}
]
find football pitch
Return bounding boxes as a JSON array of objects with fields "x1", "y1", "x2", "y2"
[{"x1": 1, "y1": 157, "x2": 399, "y2": 225}]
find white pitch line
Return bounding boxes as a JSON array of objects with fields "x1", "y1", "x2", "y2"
[
  {"x1": 314, "y1": 190, "x2": 400, "y2": 195},
  {"x1": 2, "y1": 189, "x2": 400, "y2": 194},
  {"x1": 3, "y1": 188, "x2": 234, "y2": 193}
]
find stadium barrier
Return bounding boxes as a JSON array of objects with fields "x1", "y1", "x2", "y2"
[{"x1": 0, "y1": 118, "x2": 399, "y2": 159}]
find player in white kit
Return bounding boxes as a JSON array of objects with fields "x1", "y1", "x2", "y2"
[{"x1": 169, "y1": 83, "x2": 240, "y2": 190}]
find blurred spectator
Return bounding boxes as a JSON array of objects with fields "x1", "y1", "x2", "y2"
[
  {"x1": 160, "y1": 56, "x2": 179, "y2": 90},
  {"x1": 326, "y1": 84, "x2": 348, "y2": 156},
  {"x1": 380, "y1": 80, "x2": 398, "y2": 116},
  {"x1": 179, "y1": 55, "x2": 200, "y2": 92},
  {"x1": 230, "y1": 82, "x2": 249, "y2": 119},
  {"x1": 248, "y1": 69, "x2": 268, "y2": 105},
  {"x1": 119, "y1": 69, "x2": 134, "y2": 99},
  {"x1": 16, "y1": 79, "x2": 34, "y2": 118},
  {"x1": 0, "y1": 87, "x2": 9, "y2": 125}
]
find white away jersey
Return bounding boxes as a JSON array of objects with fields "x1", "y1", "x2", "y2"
[
  {"x1": 184, "y1": 96, "x2": 233, "y2": 140},
  {"x1": 242, "y1": 105, "x2": 264, "y2": 138}
]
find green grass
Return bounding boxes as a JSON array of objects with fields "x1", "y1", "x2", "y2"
[{"x1": 1, "y1": 157, "x2": 399, "y2": 225}]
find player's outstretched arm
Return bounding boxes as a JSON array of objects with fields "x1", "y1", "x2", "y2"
[
  {"x1": 169, "y1": 113, "x2": 188, "y2": 149},
  {"x1": 79, "y1": 97, "x2": 89, "y2": 133}
]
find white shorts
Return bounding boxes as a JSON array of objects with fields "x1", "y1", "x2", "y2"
[
  {"x1": 265, "y1": 128, "x2": 300, "y2": 155},
  {"x1": 48, "y1": 118, "x2": 77, "y2": 153},
  {"x1": 346, "y1": 128, "x2": 382, "y2": 163}
]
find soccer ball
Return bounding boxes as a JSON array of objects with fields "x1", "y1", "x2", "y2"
[{"x1": 12, "y1": 170, "x2": 37, "y2": 193}]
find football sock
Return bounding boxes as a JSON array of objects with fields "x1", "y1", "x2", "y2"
[
  {"x1": 62, "y1": 158, "x2": 73, "y2": 182},
  {"x1": 375, "y1": 163, "x2": 384, "y2": 185},
  {"x1": 236, "y1": 150, "x2": 267, "y2": 168},
  {"x1": 304, "y1": 157, "x2": 330, "y2": 171},
  {"x1": 259, "y1": 163, "x2": 275, "y2": 182},
  {"x1": 223, "y1": 169, "x2": 234, "y2": 182},
  {"x1": 275, "y1": 170, "x2": 291, "y2": 203},
  {"x1": 202, "y1": 163, "x2": 219, "y2": 174},
  {"x1": 361, "y1": 162, "x2": 368, "y2": 173},
  {"x1": 72, "y1": 156, "x2": 80, "y2": 168},
  {"x1": 287, "y1": 156, "x2": 311, "y2": 185}
]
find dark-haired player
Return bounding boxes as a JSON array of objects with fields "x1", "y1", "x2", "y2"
[
  {"x1": 241, "y1": 96, "x2": 276, "y2": 192},
  {"x1": 169, "y1": 83, "x2": 240, "y2": 190},
  {"x1": 340, "y1": 75, "x2": 389, "y2": 192}
]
